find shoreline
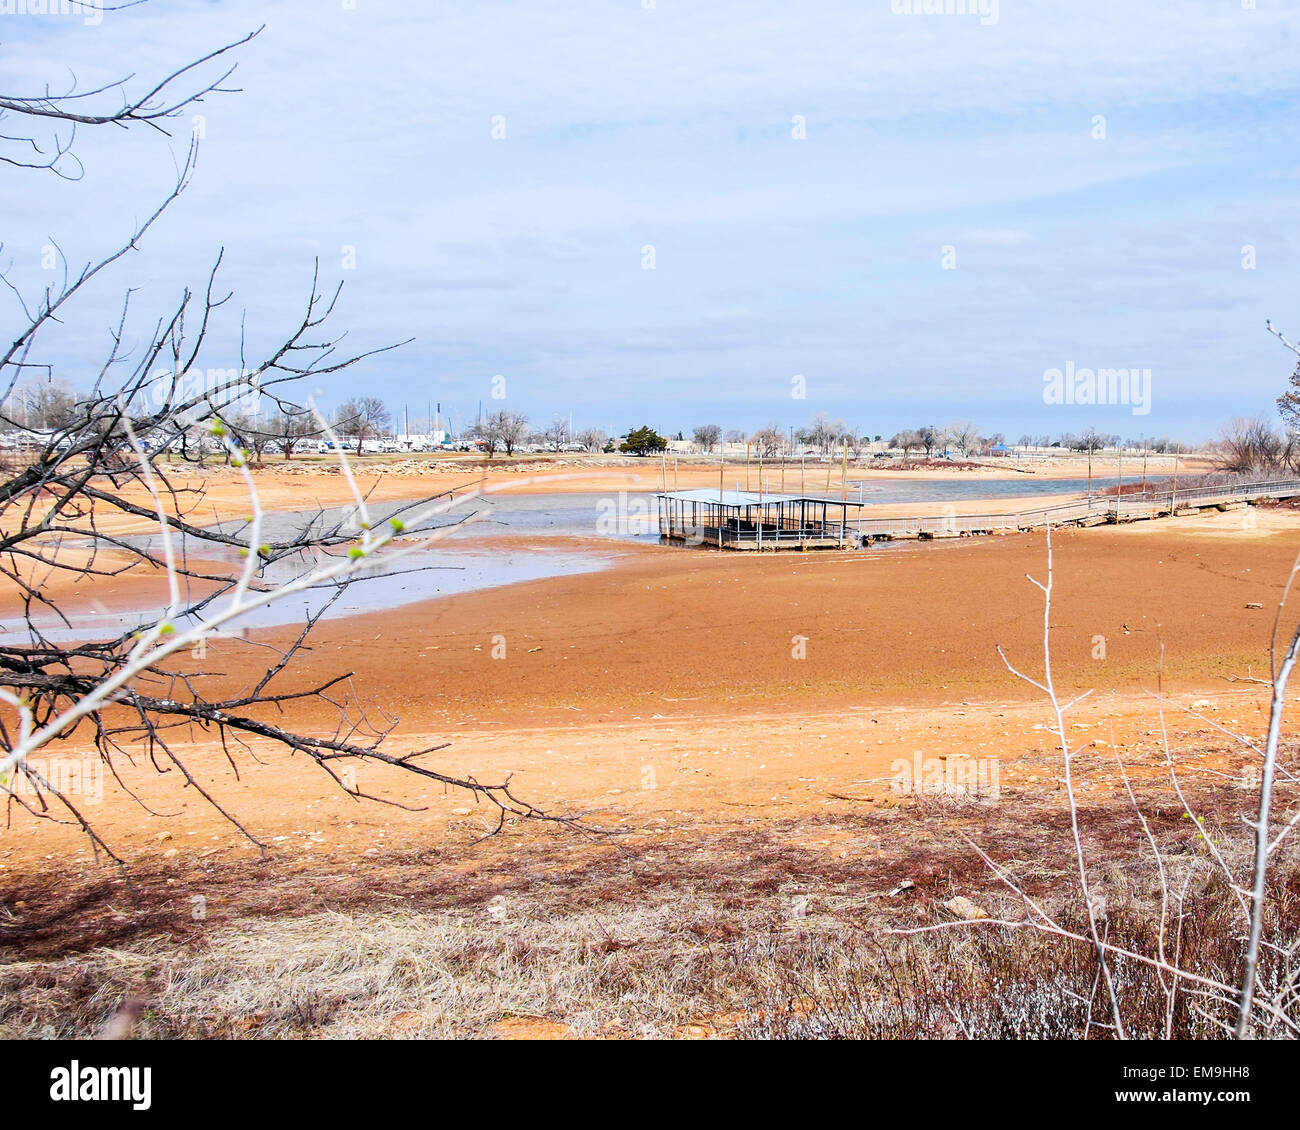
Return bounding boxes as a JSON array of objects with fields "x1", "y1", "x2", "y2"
[{"x1": 1, "y1": 484, "x2": 1291, "y2": 875}]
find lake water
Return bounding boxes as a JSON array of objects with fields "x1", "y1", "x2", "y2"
[
  {"x1": 230, "y1": 476, "x2": 1116, "y2": 545},
  {"x1": 12, "y1": 477, "x2": 1103, "y2": 641},
  {"x1": 6, "y1": 545, "x2": 614, "y2": 642}
]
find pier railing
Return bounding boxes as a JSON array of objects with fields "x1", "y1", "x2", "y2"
[
  {"x1": 675, "y1": 521, "x2": 848, "y2": 547},
  {"x1": 854, "y1": 477, "x2": 1300, "y2": 540}
]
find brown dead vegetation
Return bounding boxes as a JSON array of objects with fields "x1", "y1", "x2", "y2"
[{"x1": 2, "y1": 771, "x2": 1291, "y2": 1039}]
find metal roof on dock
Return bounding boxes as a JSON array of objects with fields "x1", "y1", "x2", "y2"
[{"x1": 656, "y1": 489, "x2": 865, "y2": 506}]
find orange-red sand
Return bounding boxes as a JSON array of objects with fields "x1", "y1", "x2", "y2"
[{"x1": 1, "y1": 494, "x2": 1294, "y2": 867}]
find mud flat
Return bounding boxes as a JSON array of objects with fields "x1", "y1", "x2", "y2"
[
  {"x1": 3, "y1": 508, "x2": 1297, "y2": 861},
  {"x1": 2, "y1": 500, "x2": 1295, "y2": 1038}
]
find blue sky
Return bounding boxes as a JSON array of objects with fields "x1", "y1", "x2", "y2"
[{"x1": 4, "y1": 0, "x2": 1300, "y2": 441}]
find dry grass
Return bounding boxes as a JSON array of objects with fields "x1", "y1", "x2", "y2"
[
  {"x1": 3, "y1": 771, "x2": 1296, "y2": 1039},
  {"x1": 3, "y1": 900, "x2": 770, "y2": 1039}
]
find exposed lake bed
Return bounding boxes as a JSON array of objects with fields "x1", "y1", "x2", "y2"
[{"x1": 3, "y1": 476, "x2": 1149, "y2": 641}]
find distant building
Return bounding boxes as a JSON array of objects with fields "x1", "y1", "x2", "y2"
[{"x1": 394, "y1": 430, "x2": 447, "y2": 450}]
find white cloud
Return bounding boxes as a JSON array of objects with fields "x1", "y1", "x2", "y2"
[{"x1": 1, "y1": 0, "x2": 1297, "y2": 437}]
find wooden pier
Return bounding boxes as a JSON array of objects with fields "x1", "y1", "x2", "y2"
[
  {"x1": 657, "y1": 489, "x2": 865, "y2": 550},
  {"x1": 658, "y1": 478, "x2": 1300, "y2": 550},
  {"x1": 854, "y1": 478, "x2": 1300, "y2": 542}
]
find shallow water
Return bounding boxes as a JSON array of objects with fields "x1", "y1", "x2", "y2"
[
  {"x1": 5, "y1": 546, "x2": 613, "y2": 644},
  {"x1": 846, "y1": 476, "x2": 1120, "y2": 504},
  {"x1": 226, "y1": 477, "x2": 1114, "y2": 542},
  {"x1": 178, "y1": 478, "x2": 1112, "y2": 548},
  {"x1": 13, "y1": 477, "x2": 1103, "y2": 642}
]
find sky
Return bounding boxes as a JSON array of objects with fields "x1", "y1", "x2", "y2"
[{"x1": 3, "y1": 0, "x2": 1300, "y2": 442}]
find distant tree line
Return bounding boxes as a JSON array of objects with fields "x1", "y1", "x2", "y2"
[{"x1": 3, "y1": 378, "x2": 1214, "y2": 467}]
